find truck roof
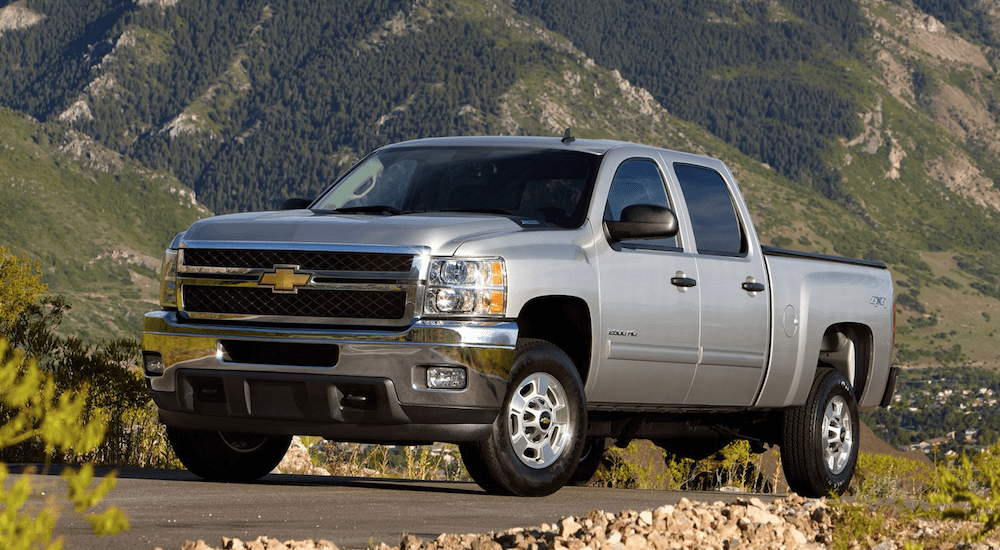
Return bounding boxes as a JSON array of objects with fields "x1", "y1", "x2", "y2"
[{"x1": 381, "y1": 135, "x2": 654, "y2": 156}]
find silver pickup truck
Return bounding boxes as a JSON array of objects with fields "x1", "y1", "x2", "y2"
[{"x1": 142, "y1": 135, "x2": 896, "y2": 497}]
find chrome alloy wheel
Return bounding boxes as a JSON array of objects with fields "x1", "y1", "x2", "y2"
[
  {"x1": 823, "y1": 395, "x2": 854, "y2": 475},
  {"x1": 507, "y1": 372, "x2": 572, "y2": 469}
]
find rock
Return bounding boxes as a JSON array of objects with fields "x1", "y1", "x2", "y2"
[
  {"x1": 401, "y1": 534, "x2": 423, "y2": 550},
  {"x1": 622, "y1": 534, "x2": 646, "y2": 550},
  {"x1": 561, "y1": 518, "x2": 583, "y2": 538}
]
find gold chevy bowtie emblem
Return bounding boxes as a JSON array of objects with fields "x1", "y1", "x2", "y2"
[{"x1": 258, "y1": 267, "x2": 311, "y2": 293}]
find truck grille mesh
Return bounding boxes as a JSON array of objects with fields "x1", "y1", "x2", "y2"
[
  {"x1": 183, "y1": 286, "x2": 408, "y2": 320},
  {"x1": 183, "y1": 249, "x2": 412, "y2": 272}
]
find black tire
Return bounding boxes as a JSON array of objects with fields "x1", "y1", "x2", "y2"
[
  {"x1": 463, "y1": 339, "x2": 587, "y2": 497},
  {"x1": 568, "y1": 438, "x2": 608, "y2": 486},
  {"x1": 458, "y1": 442, "x2": 507, "y2": 494},
  {"x1": 167, "y1": 427, "x2": 292, "y2": 482},
  {"x1": 780, "y1": 368, "x2": 859, "y2": 497}
]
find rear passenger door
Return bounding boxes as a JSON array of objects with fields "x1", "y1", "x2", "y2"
[{"x1": 669, "y1": 162, "x2": 770, "y2": 406}]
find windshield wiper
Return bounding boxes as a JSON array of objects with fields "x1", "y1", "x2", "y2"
[
  {"x1": 438, "y1": 207, "x2": 517, "y2": 216},
  {"x1": 332, "y1": 205, "x2": 403, "y2": 215}
]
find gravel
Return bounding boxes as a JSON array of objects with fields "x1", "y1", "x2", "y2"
[{"x1": 162, "y1": 493, "x2": 1000, "y2": 550}]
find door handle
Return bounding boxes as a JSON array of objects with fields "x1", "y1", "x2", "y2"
[
  {"x1": 742, "y1": 281, "x2": 766, "y2": 292},
  {"x1": 671, "y1": 277, "x2": 697, "y2": 288}
]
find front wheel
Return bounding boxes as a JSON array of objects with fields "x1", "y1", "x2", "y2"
[
  {"x1": 462, "y1": 339, "x2": 587, "y2": 496},
  {"x1": 780, "y1": 368, "x2": 859, "y2": 497},
  {"x1": 167, "y1": 427, "x2": 292, "y2": 482}
]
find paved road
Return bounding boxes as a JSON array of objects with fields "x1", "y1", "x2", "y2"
[{"x1": 27, "y1": 467, "x2": 776, "y2": 550}]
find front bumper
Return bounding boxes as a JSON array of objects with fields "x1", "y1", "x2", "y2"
[{"x1": 142, "y1": 311, "x2": 517, "y2": 443}]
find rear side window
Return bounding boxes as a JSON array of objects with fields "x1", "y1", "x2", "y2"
[{"x1": 673, "y1": 163, "x2": 746, "y2": 256}]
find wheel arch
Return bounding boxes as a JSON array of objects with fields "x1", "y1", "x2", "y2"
[
  {"x1": 818, "y1": 323, "x2": 874, "y2": 400},
  {"x1": 515, "y1": 296, "x2": 592, "y2": 384}
]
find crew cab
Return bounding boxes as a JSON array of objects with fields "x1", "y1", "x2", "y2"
[{"x1": 143, "y1": 135, "x2": 896, "y2": 496}]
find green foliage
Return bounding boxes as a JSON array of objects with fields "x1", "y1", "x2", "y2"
[
  {"x1": 934, "y1": 344, "x2": 968, "y2": 366},
  {"x1": 930, "y1": 443, "x2": 1000, "y2": 539},
  {"x1": 0, "y1": 340, "x2": 129, "y2": 548},
  {"x1": 594, "y1": 443, "x2": 692, "y2": 491},
  {"x1": 591, "y1": 440, "x2": 772, "y2": 493},
  {"x1": 0, "y1": 295, "x2": 161, "y2": 466},
  {"x1": 318, "y1": 442, "x2": 466, "y2": 482},
  {"x1": 828, "y1": 500, "x2": 898, "y2": 550},
  {"x1": 0, "y1": 247, "x2": 48, "y2": 331},
  {"x1": 853, "y1": 452, "x2": 932, "y2": 500},
  {"x1": 0, "y1": 250, "x2": 172, "y2": 469}
]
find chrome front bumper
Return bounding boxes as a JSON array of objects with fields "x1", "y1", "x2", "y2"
[{"x1": 142, "y1": 311, "x2": 517, "y2": 443}]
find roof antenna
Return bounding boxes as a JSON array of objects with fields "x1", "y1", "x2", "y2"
[{"x1": 561, "y1": 127, "x2": 575, "y2": 144}]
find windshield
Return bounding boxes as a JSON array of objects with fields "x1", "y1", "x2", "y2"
[{"x1": 312, "y1": 146, "x2": 599, "y2": 228}]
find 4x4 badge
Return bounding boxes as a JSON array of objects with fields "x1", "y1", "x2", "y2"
[{"x1": 259, "y1": 266, "x2": 311, "y2": 293}]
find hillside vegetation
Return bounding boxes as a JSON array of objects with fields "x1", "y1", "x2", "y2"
[
  {"x1": 0, "y1": 107, "x2": 206, "y2": 341},
  {"x1": 0, "y1": 0, "x2": 999, "y2": 365}
]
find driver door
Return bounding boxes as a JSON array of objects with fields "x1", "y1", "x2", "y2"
[{"x1": 589, "y1": 156, "x2": 701, "y2": 406}]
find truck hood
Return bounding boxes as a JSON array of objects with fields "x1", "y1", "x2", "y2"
[{"x1": 179, "y1": 210, "x2": 526, "y2": 256}]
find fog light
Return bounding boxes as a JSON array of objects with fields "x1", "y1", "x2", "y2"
[
  {"x1": 426, "y1": 366, "x2": 467, "y2": 390},
  {"x1": 143, "y1": 352, "x2": 164, "y2": 376}
]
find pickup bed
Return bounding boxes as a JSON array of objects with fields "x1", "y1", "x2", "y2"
[{"x1": 143, "y1": 135, "x2": 896, "y2": 496}]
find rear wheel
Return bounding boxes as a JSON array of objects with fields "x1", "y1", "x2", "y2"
[
  {"x1": 167, "y1": 427, "x2": 291, "y2": 482},
  {"x1": 780, "y1": 368, "x2": 859, "y2": 497},
  {"x1": 462, "y1": 339, "x2": 587, "y2": 496},
  {"x1": 569, "y1": 438, "x2": 608, "y2": 486}
]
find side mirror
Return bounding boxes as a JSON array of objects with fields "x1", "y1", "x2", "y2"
[
  {"x1": 280, "y1": 197, "x2": 313, "y2": 211},
  {"x1": 605, "y1": 204, "x2": 679, "y2": 241}
]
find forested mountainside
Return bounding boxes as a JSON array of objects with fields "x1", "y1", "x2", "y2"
[
  {"x1": 513, "y1": 0, "x2": 867, "y2": 199},
  {"x1": 1, "y1": 0, "x2": 1000, "y2": 367}
]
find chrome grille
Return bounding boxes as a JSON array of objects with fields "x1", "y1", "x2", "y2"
[
  {"x1": 176, "y1": 246, "x2": 423, "y2": 326},
  {"x1": 182, "y1": 249, "x2": 413, "y2": 272},
  {"x1": 183, "y1": 286, "x2": 407, "y2": 320}
]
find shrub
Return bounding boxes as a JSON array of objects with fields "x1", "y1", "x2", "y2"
[
  {"x1": 929, "y1": 443, "x2": 1000, "y2": 539},
  {"x1": 0, "y1": 252, "x2": 171, "y2": 469},
  {"x1": 852, "y1": 452, "x2": 932, "y2": 500},
  {"x1": 589, "y1": 440, "x2": 773, "y2": 492},
  {"x1": 0, "y1": 339, "x2": 129, "y2": 548},
  {"x1": 593, "y1": 442, "x2": 693, "y2": 490}
]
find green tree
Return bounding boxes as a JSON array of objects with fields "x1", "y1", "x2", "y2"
[
  {"x1": 0, "y1": 247, "x2": 47, "y2": 330},
  {"x1": 0, "y1": 250, "x2": 166, "y2": 468}
]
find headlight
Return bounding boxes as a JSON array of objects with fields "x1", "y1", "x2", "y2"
[
  {"x1": 158, "y1": 249, "x2": 179, "y2": 308},
  {"x1": 158, "y1": 233, "x2": 184, "y2": 308},
  {"x1": 425, "y1": 258, "x2": 506, "y2": 316}
]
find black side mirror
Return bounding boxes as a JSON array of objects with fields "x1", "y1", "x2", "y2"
[
  {"x1": 280, "y1": 197, "x2": 313, "y2": 210},
  {"x1": 605, "y1": 204, "x2": 679, "y2": 241}
]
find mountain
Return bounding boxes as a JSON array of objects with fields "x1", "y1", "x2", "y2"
[{"x1": 1, "y1": 0, "x2": 999, "y2": 367}]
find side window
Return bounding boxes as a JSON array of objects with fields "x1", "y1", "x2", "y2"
[
  {"x1": 604, "y1": 159, "x2": 678, "y2": 250},
  {"x1": 673, "y1": 163, "x2": 746, "y2": 256}
]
